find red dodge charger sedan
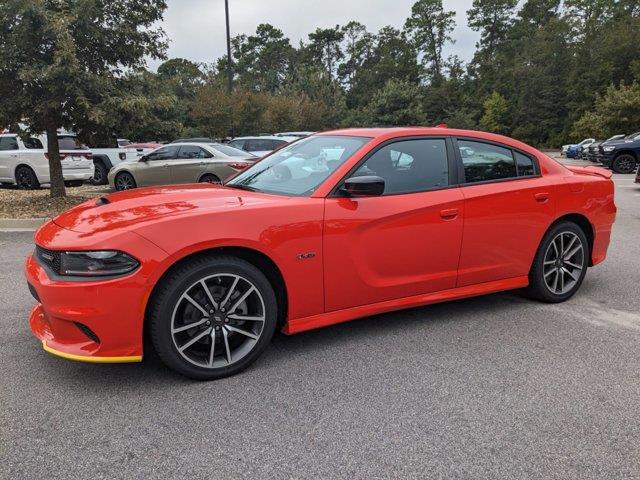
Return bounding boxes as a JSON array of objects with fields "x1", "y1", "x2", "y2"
[{"x1": 25, "y1": 128, "x2": 616, "y2": 379}]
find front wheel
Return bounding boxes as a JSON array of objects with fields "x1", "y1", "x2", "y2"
[
  {"x1": 526, "y1": 222, "x2": 589, "y2": 303},
  {"x1": 199, "y1": 174, "x2": 221, "y2": 184},
  {"x1": 148, "y1": 255, "x2": 278, "y2": 380},
  {"x1": 64, "y1": 180, "x2": 84, "y2": 187},
  {"x1": 611, "y1": 154, "x2": 637, "y2": 174},
  {"x1": 114, "y1": 172, "x2": 137, "y2": 191}
]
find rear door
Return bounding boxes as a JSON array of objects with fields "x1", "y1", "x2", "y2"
[
  {"x1": 137, "y1": 145, "x2": 179, "y2": 186},
  {"x1": 170, "y1": 145, "x2": 210, "y2": 184},
  {"x1": 0, "y1": 136, "x2": 20, "y2": 182},
  {"x1": 454, "y1": 138, "x2": 556, "y2": 286},
  {"x1": 323, "y1": 137, "x2": 464, "y2": 311}
]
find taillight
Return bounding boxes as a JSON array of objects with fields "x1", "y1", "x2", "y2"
[
  {"x1": 119, "y1": 152, "x2": 126, "y2": 160},
  {"x1": 84, "y1": 152, "x2": 93, "y2": 160},
  {"x1": 229, "y1": 162, "x2": 250, "y2": 170},
  {"x1": 44, "y1": 153, "x2": 67, "y2": 160}
]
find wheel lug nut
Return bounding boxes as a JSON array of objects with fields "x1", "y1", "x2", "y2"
[
  {"x1": 210, "y1": 309, "x2": 214, "y2": 314},
  {"x1": 215, "y1": 326, "x2": 220, "y2": 330},
  {"x1": 224, "y1": 319, "x2": 229, "y2": 323},
  {"x1": 206, "y1": 321, "x2": 210, "y2": 325},
  {"x1": 221, "y1": 308, "x2": 226, "y2": 312}
]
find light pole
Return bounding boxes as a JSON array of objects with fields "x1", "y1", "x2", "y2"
[{"x1": 224, "y1": 0, "x2": 234, "y2": 138}]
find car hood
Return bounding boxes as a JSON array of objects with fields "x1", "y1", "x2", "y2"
[
  {"x1": 52, "y1": 184, "x2": 284, "y2": 234},
  {"x1": 603, "y1": 138, "x2": 636, "y2": 147}
]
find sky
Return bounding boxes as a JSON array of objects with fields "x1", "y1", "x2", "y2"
[{"x1": 148, "y1": 0, "x2": 479, "y2": 70}]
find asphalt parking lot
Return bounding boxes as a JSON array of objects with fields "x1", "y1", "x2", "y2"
[{"x1": 1, "y1": 165, "x2": 639, "y2": 479}]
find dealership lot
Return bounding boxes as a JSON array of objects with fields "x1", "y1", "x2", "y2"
[{"x1": 1, "y1": 168, "x2": 638, "y2": 479}]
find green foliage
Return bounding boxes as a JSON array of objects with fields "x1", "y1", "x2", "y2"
[
  {"x1": 480, "y1": 92, "x2": 510, "y2": 134},
  {"x1": 572, "y1": 83, "x2": 640, "y2": 138},
  {"x1": 362, "y1": 79, "x2": 425, "y2": 126}
]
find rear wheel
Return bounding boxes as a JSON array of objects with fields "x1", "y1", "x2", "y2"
[
  {"x1": 199, "y1": 174, "x2": 221, "y2": 184},
  {"x1": 527, "y1": 221, "x2": 589, "y2": 303},
  {"x1": 114, "y1": 172, "x2": 136, "y2": 191},
  {"x1": 15, "y1": 166, "x2": 40, "y2": 190},
  {"x1": 91, "y1": 161, "x2": 109, "y2": 185},
  {"x1": 611, "y1": 154, "x2": 637, "y2": 174},
  {"x1": 149, "y1": 255, "x2": 278, "y2": 380}
]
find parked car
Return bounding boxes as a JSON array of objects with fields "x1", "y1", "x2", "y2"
[
  {"x1": 635, "y1": 164, "x2": 640, "y2": 184},
  {"x1": 586, "y1": 134, "x2": 625, "y2": 163},
  {"x1": 108, "y1": 142, "x2": 256, "y2": 191},
  {"x1": 274, "y1": 131, "x2": 315, "y2": 138},
  {"x1": 564, "y1": 138, "x2": 595, "y2": 158},
  {"x1": 228, "y1": 135, "x2": 297, "y2": 156},
  {"x1": 0, "y1": 133, "x2": 94, "y2": 189},
  {"x1": 170, "y1": 137, "x2": 216, "y2": 144},
  {"x1": 599, "y1": 131, "x2": 640, "y2": 173},
  {"x1": 25, "y1": 127, "x2": 616, "y2": 379}
]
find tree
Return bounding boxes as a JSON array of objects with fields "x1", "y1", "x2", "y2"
[
  {"x1": 306, "y1": 26, "x2": 345, "y2": 79},
  {"x1": 0, "y1": 0, "x2": 167, "y2": 197},
  {"x1": 479, "y1": 92, "x2": 510, "y2": 133},
  {"x1": 572, "y1": 83, "x2": 640, "y2": 138},
  {"x1": 405, "y1": 0, "x2": 456, "y2": 81},
  {"x1": 362, "y1": 79, "x2": 425, "y2": 126},
  {"x1": 231, "y1": 24, "x2": 294, "y2": 92},
  {"x1": 467, "y1": 0, "x2": 517, "y2": 58}
]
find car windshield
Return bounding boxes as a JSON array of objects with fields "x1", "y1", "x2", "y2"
[
  {"x1": 226, "y1": 135, "x2": 370, "y2": 196},
  {"x1": 606, "y1": 135, "x2": 624, "y2": 142},
  {"x1": 210, "y1": 143, "x2": 255, "y2": 157},
  {"x1": 58, "y1": 136, "x2": 87, "y2": 150},
  {"x1": 624, "y1": 131, "x2": 640, "y2": 139}
]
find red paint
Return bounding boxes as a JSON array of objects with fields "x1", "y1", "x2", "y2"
[{"x1": 24, "y1": 127, "x2": 616, "y2": 361}]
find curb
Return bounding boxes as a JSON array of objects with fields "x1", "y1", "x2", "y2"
[{"x1": 0, "y1": 218, "x2": 48, "y2": 232}]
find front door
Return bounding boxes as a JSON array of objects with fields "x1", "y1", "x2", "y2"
[
  {"x1": 137, "y1": 145, "x2": 179, "y2": 186},
  {"x1": 323, "y1": 137, "x2": 464, "y2": 312}
]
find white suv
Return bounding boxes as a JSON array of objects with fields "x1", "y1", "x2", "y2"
[{"x1": 0, "y1": 133, "x2": 94, "y2": 189}]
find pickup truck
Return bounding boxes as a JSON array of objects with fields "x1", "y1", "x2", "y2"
[{"x1": 599, "y1": 131, "x2": 640, "y2": 174}]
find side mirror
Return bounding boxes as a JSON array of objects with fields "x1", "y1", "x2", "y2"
[
  {"x1": 341, "y1": 176, "x2": 385, "y2": 197},
  {"x1": 139, "y1": 155, "x2": 148, "y2": 162}
]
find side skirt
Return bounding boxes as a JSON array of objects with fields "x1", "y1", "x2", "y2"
[{"x1": 283, "y1": 276, "x2": 529, "y2": 335}]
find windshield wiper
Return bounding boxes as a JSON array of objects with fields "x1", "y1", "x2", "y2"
[{"x1": 226, "y1": 183, "x2": 260, "y2": 192}]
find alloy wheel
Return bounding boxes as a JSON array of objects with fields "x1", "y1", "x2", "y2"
[
  {"x1": 16, "y1": 168, "x2": 34, "y2": 189},
  {"x1": 542, "y1": 231, "x2": 585, "y2": 295},
  {"x1": 115, "y1": 173, "x2": 134, "y2": 190},
  {"x1": 171, "y1": 273, "x2": 266, "y2": 369}
]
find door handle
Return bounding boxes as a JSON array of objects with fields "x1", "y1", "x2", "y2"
[
  {"x1": 534, "y1": 192, "x2": 549, "y2": 203},
  {"x1": 440, "y1": 208, "x2": 459, "y2": 220}
]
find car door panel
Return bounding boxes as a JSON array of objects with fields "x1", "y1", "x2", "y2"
[
  {"x1": 170, "y1": 146, "x2": 208, "y2": 184},
  {"x1": 137, "y1": 146, "x2": 178, "y2": 186},
  {"x1": 323, "y1": 190, "x2": 464, "y2": 312},
  {"x1": 0, "y1": 136, "x2": 20, "y2": 181},
  {"x1": 454, "y1": 140, "x2": 557, "y2": 287}
]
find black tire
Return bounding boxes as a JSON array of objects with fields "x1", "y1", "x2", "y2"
[
  {"x1": 148, "y1": 255, "x2": 278, "y2": 380},
  {"x1": 64, "y1": 180, "x2": 84, "y2": 187},
  {"x1": 526, "y1": 221, "x2": 589, "y2": 303},
  {"x1": 114, "y1": 171, "x2": 136, "y2": 191},
  {"x1": 15, "y1": 165, "x2": 40, "y2": 190},
  {"x1": 199, "y1": 174, "x2": 221, "y2": 184},
  {"x1": 91, "y1": 161, "x2": 109, "y2": 185},
  {"x1": 611, "y1": 154, "x2": 637, "y2": 174}
]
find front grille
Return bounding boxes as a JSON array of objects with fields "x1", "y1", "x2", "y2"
[{"x1": 35, "y1": 246, "x2": 61, "y2": 274}]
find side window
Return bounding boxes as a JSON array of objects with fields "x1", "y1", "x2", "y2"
[
  {"x1": 0, "y1": 136, "x2": 19, "y2": 150},
  {"x1": 515, "y1": 151, "x2": 536, "y2": 176},
  {"x1": 351, "y1": 138, "x2": 449, "y2": 195},
  {"x1": 178, "y1": 146, "x2": 211, "y2": 159},
  {"x1": 146, "y1": 146, "x2": 180, "y2": 161},
  {"x1": 270, "y1": 139, "x2": 287, "y2": 150},
  {"x1": 458, "y1": 140, "x2": 516, "y2": 183},
  {"x1": 228, "y1": 140, "x2": 245, "y2": 150},
  {"x1": 247, "y1": 139, "x2": 272, "y2": 152},
  {"x1": 24, "y1": 137, "x2": 44, "y2": 149}
]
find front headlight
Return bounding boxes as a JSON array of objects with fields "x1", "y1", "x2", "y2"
[
  {"x1": 603, "y1": 146, "x2": 616, "y2": 152},
  {"x1": 59, "y1": 251, "x2": 139, "y2": 277}
]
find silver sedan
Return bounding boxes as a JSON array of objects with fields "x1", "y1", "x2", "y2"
[{"x1": 108, "y1": 143, "x2": 256, "y2": 191}]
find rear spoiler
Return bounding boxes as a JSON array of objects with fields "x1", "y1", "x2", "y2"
[{"x1": 566, "y1": 165, "x2": 613, "y2": 179}]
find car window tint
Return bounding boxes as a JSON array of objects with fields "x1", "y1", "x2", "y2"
[
  {"x1": 458, "y1": 140, "x2": 516, "y2": 183},
  {"x1": 270, "y1": 139, "x2": 287, "y2": 149},
  {"x1": 0, "y1": 136, "x2": 19, "y2": 150},
  {"x1": 147, "y1": 146, "x2": 180, "y2": 161},
  {"x1": 24, "y1": 137, "x2": 44, "y2": 149},
  {"x1": 352, "y1": 138, "x2": 449, "y2": 195},
  {"x1": 228, "y1": 140, "x2": 245, "y2": 150},
  {"x1": 58, "y1": 136, "x2": 84, "y2": 150},
  {"x1": 247, "y1": 139, "x2": 273, "y2": 152},
  {"x1": 515, "y1": 151, "x2": 535, "y2": 176},
  {"x1": 178, "y1": 145, "x2": 210, "y2": 159}
]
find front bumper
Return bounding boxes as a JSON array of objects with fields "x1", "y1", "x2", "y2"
[{"x1": 25, "y1": 222, "x2": 169, "y2": 363}]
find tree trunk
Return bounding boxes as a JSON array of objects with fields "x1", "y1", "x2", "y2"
[{"x1": 45, "y1": 123, "x2": 66, "y2": 198}]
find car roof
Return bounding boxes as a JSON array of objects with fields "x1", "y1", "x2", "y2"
[{"x1": 231, "y1": 135, "x2": 297, "y2": 141}]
